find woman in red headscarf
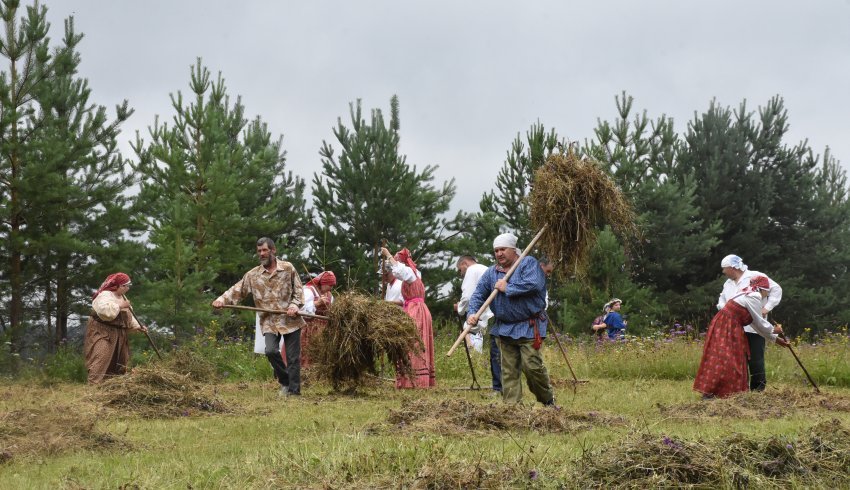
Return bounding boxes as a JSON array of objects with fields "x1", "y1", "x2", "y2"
[
  {"x1": 84, "y1": 272, "x2": 148, "y2": 384},
  {"x1": 693, "y1": 275, "x2": 789, "y2": 398},
  {"x1": 299, "y1": 271, "x2": 336, "y2": 368},
  {"x1": 381, "y1": 246, "x2": 436, "y2": 389}
]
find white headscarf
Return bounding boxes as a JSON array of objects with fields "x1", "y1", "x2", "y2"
[
  {"x1": 493, "y1": 233, "x2": 521, "y2": 254},
  {"x1": 720, "y1": 254, "x2": 748, "y2": 271}
]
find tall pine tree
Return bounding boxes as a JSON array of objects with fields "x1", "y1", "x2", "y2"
[
  {"x1": 0, "y1": 2, "x2": 134, "y2": 355},
  {"x1": 133, "y1": 60, "x2": 307, "y2": 339},
  {"x1": 311, "y1": 96, "x2": 455, "y2": 294}
]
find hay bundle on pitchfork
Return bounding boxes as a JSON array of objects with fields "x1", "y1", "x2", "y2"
[
  {"x1": 308, "y1": 291, "x2": 422, "y2": 392},
  {"x1": 447, "y1": 150, "x2": 636, "y2": 357}
]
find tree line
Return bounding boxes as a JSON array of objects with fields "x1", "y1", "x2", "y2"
[{"x1": 2, "y1": 2, "x2": 849, "y2": 362}]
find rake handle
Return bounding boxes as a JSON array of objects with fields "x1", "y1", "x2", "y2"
[{"x1": 220, "y1": 304, "x2": 329, "y2": 321}]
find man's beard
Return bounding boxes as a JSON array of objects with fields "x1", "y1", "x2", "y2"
[{"x1": 260, "y1": 255, "x2": 272, "y2": 267}]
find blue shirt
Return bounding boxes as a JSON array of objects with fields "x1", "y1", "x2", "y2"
[
  {"x1": 467, "y1": 256, "x2": 548, "y2": 340},
  {"x1": 604, "y1": 311, "x2": 626, "y2": 339}
]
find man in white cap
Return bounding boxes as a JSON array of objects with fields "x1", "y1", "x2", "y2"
[
  {"x1": 716, "y1": 254, "x2": 782, "y2": 391},
  {"x1": 466, "y1": 232, "x2": 555, "y2": 406}
]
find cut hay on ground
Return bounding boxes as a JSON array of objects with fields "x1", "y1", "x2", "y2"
[
  {"x1": 529, "y1": 151, "x2": 636, "y2": 278},
  {"x1": 309, "y1": 292, "x2": 421, "y2": 392},
  {"x1": 96, "y1": 365, "x2": 230, "y2": 418},
  {"x1": 161, "y1": 348, "x2": 220, "y2": 382},
  {"x1": 375, "y1": 398, "x2": 625, "y2": 435},
  {"x1": 657, "y1": 387, "x2": 850, "y2": 420},
  {"x1": 575, "y1": 419, "x2": 850, "y2": 488},
  {"x1": 0, "y1": 406, "x2": 126, "y2": 463}
]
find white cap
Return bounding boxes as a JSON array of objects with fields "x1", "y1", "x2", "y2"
[
  {"x1": 720, "y1": 254, "x2": 748, "y2": 271},
  {"x1": 493, "y1": 232, "x2": 519, "y2": 252}
]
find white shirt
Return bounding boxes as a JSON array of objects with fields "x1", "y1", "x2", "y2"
[
  {"x1": 300, "y1": 285, "x2": 333, "y2": 315},
  {"x1": 731, "y1": 291, "x2": 779, "y2": 342},
  {"x1": 717, "y1": 269, "x2": 782, "y2": 334},
  {"x1": 384, "y1": 279, "x2": 403, "y2": 304},
  {"x1": 457, "y1": 263, "x2": 493, "y2": 333},
  {"x1": 390, "y1": 261, "x2": 421, "y2": 283},
  {"x1": 92, "y1": 291, "x2": 141, "y2": 329}
]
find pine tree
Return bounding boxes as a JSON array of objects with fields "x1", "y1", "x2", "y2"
[
  {"x1": 311, "y1": 96, "x2": 455, "y2": 294},
  {"x1": 132, "y1": 60, "x2": 307, "y2": 339},
  {"x1": 586, "y1": 92, "x2": 721, "y2": 320},
  {"x1": 0, "y1": 2, "x2": 134, "y2": 354}
]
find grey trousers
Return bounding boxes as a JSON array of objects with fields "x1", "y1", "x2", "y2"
[{"x1": 265, "y1": 329, "x2": 301, "y2": 394}]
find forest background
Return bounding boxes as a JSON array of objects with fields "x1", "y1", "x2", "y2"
[{"x1": 1, "y1": 1, "x2": 849, "y2": 368}]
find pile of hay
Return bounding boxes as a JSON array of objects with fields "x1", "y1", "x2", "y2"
[
  {"x1": 96, "y1": 366, "x2": 230, "y2": 418},
  {"x1": 574, "y1": 419, "x2": 850, "y2": 488},
  {"x1": 378, "y1": 398, "x2": 624, "y2": 435},
  {"x1": 161, "y1": 348, "x2": 220, "y2": 382},
  {"x1": 529, "y1": 151, "x2": 636, "y2": 278},
  {"x1": 657, "y1": 387, "x2": 850, "y2": 420},
  {"x1": 0, "y1": 406, "x2": 126, "y2": 463},
  {"x1": 309, "y1": 292, "x2": 421, "y2": 392}
]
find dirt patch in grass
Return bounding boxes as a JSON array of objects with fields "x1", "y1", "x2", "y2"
[
  {"x1": 0, "y1": 405, "x2": 127, "y2": 463},
  {"x1": 94, "y1": 366, "x2": 231, "y2": 418},
  {"x1": 574, "y1": 419, "x2": 850, "y2": 488},
  {"x1": 657, "y1": 387, "x2": 850, "y2": 420},
  {"x1": 371, "y1": 398, "x2": 625, "y2": 435}
]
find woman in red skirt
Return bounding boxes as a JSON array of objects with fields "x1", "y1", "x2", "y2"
[
  {"x1": 381, "y1": 246, "x2": 436, "y2": 389},
  {"x1": 300, "y1": 271, "x2": 336, "y2": 368},
  {"x1": 693, "y1": 275, "x2": 789, "y2": 398}
]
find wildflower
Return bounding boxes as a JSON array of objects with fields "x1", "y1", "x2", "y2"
[
  {"x1": 529, "y1": 469, "x2": 539, "y2": 480},
  {"x1": 786, "y1": 444, "x2": 793, "y2": 450}
]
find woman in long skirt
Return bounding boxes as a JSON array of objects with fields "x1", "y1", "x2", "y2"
[
  {"x1": 693, "y1": 275, "x2": 788, "y2": 398},
  {"x1": 84, "y1": 272, "x2": 148, "y2": 384},
  {"x1": 381, "y1": 247, "x2": 436, "y2": 388}
]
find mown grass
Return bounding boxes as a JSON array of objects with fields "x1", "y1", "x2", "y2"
[{"x1": 1, "y1": 331, "x2": 849, "y2": 488}]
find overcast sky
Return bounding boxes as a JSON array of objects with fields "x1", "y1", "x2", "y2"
[{"x1": 46, "y1": 1, "x2": 850, "y2": 213}]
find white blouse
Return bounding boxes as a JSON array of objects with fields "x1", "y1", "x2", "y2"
[
  {"x1": 92, "y1": 290, "x2": 141, "y2": 329},
  {"x1": 731, "y1": 292, "x2": 778, "y2": 342}
]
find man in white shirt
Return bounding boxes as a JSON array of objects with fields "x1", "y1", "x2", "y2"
[
  {"x1": 716, "y1": 254, "x2": 783, "y2": 391},
  {"x1": 455, "y1": 255, "x2": 500, "y2": 392}
]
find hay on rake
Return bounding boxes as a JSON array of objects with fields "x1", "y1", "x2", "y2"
[
  {"x1": 377, "y1": 398, "x2": 624, "y2": 435},
  {"x1": 96, "y1": 365, "x2": 230, "y2": 418},
  {"x1": 574, "y1": 419, "x2": 850, "y2": 488},
  {"x1": 0, "y1": 406, "x2": 126, "y2": 463},
  {"x1": 309, "y1": 292, "x2": 421, "y2": 392},
  {"x1": 529, "y1": 151, "x2": 636, "y2": 278}
]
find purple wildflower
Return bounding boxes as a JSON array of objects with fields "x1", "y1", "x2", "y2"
[{"x1": 529, "y1": 469, "x2": 539, "y2": 480}]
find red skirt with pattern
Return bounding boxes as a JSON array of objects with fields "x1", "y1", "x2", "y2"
[{"x1": 693, "y1": 301, "x2": 752, "y2": 398}]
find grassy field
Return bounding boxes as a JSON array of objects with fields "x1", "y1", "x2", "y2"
[{"x1": 2, "y1": 333, "x2": 849, "y2": 489}]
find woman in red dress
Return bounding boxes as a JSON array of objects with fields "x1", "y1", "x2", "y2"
[
  {"x1": 381, "y1": 246, "x2": 436, "y2": 388},
  {"x1": 299, "y1": 271, "x2": 336, "y2": 368},
  {"x1": 693, "y1": 275, "x2": 789, "y2": 398}
]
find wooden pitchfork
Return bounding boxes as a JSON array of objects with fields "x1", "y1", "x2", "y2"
[
  {"x1": 220, "y1": 304, "x2": 329, "y2": 321},
  {"x1": 547, "y1": 319, "x2": 589, "y2": 390},
  {"x1": 123, "y1": 295, "x2": 163, "y2": 360},
  {"x1": 774, "y1": 322, "x2": 820, "y2": 393}
]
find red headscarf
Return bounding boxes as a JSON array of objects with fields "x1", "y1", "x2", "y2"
[
  {"x1": 749, "y1": 275, "x2": 770, "y2": 292},
  {"x1": 307, "y1": 271, "x2": 337, "y2": 289},
  {"x1": 394, "y1": 248, "x2": 417, "y2": 272},
  {"x1": 93, "y1": 272, "x2": 131, "y2": 299}
]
